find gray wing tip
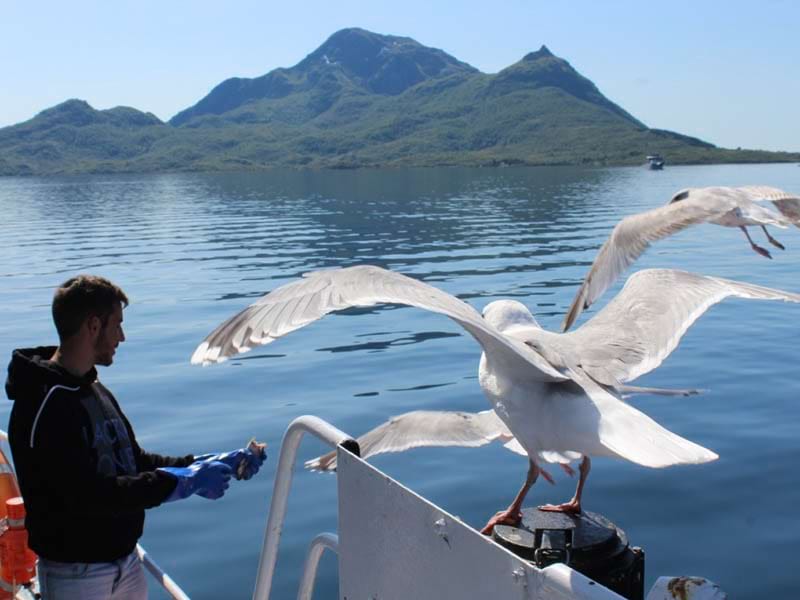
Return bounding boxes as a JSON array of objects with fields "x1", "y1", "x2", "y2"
[
  {"x1": 191, "y1": 334, "x2": 267, "y2": 365},
  {"x1": 697, "y1": 449, "x2": 720, "y2": 464},
  {"x1": 304, "y1": 454, "x2": 338, "y2": 472},
  {"x1": 562, "y1": 288, "x2": 588, "y2": 332},
  {"x1": 190, "y1": 342, "x2": 232, "y2": 366},
  {"x1": 190, "y1": 342, "x2": 211, "y2": 365}
]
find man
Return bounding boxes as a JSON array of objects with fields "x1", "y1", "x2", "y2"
[{"x1": 5, "y1": 275, "x2": 266, "y2": 599}]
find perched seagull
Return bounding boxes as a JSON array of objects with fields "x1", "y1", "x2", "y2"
[
  {"x1": 192, "y1": 265, "x2": 800, "y2": 533},
  {"x1": 562, "y1": 186, "x2": 800, "y2": 332}
]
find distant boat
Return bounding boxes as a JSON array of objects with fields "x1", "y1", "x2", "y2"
[{"x1": 646, "y1": 154, "x2": 665, "y2": 170}]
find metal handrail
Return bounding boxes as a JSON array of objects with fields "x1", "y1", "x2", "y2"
[
  {"x1": 296, "y1": 533, "x2": 339, "y2": 600},
  {"x1": 136, "y1": 544, "x2": 191, "y2": 600},
  {"x1": 252, "y1": 415, "x2": 358, "y2": 600}
]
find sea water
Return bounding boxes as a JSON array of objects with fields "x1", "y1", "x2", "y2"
[{"x1": 1, "y1": 163, "x2": 798, "y2": 599}]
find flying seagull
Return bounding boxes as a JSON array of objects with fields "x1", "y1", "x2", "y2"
[
  {"x1": 562, "y1": 186, "x2": 800, "y2": 332},
  {"x1": 192, "y1": 265, "x2": 800, "y2": 533}
]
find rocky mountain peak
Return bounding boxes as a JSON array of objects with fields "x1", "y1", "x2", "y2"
[
  {"x1": 523, "y1": 45, "x2": 554, "y2": 61},
  {"x1": 301, "y1": 27, "x2": 476, "y2": 95}
]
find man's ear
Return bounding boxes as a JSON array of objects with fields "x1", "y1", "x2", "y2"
[{"x1": 86, "y1": 315, "x2": 102, "y2": 339}]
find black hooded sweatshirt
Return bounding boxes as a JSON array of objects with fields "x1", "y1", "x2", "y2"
[{"x1": 5, "y1": 347, "x2": 195, "y2": 562}]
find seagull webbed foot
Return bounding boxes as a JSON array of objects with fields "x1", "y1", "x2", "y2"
[
  {"x1": 762, "y1": 225, "x2": 786, "y2": 250},
  {"x1": 538, "y1": 499, "x2": 582, "y2": 515},
  {"x1": 480, "y1": 509, "x2": 522, "y2": 535},
  {"x1": 751, "y1": 244, "x2": 773, "y2": 259},
  {"x1": 768, "y1": 237, "x2": 786, "y2": 250}
]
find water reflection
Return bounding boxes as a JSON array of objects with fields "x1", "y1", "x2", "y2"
[{"x1": 317, "y1": 330, "x2": 461, "y2": 353}]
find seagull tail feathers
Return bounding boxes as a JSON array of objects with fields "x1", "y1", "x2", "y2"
[
  {"x1": 599, "y1": 401, "x2": 719, "y2": 468},
  {"x1": 571, "y1": 367, "x2": 718, "y2": 468}
]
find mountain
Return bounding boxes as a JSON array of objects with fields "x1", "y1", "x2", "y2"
[
  {"x1": 1, "y1": 29, "x2": 797, "y2": 176},
  {"x1": 0, "y1": 100, "x2": 170, "y2": 175},
  {"x1": 170, "y1": 28, "x2": 477, "y2": 126}
]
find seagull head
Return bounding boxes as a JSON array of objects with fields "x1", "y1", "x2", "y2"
[{"x1": 482, "y1": 300, "x2": 541, "y2": 333}]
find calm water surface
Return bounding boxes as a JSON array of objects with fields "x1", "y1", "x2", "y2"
[{"x1": 1, "y1": 164, "x2": 799, "y2": 599}]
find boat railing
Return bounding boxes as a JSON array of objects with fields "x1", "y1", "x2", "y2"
[
  {"x1": 296, "y1": 532, "x2": 339, "y2": 600},
  {"x1": 252, "y1": 415, "x2": 359, "y2": 600},
  {"x1": 136, "y1": 543, "x2": 191, "y2": 600}
]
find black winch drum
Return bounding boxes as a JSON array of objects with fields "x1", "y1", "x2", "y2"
[{"x1": 493, "y1": 509, "x2": 644, "y2": 600}]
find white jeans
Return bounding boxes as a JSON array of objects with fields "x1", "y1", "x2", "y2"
[{"x1": 38, "y1": 550, "x2": 147, "y2": 600}]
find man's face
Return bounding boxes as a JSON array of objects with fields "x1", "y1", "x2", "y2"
[{"x1": 94, "y1": 302, "x2": 125, "y2": 366}]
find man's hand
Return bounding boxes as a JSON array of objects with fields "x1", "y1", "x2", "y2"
[
  {"x1": 194, "y1": 439, "x2": 267, "y2": 481},
  {"x1": 158, "y1": 461, "x2": 232, "y2": 502}
]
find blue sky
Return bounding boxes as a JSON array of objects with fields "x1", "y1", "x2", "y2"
[{"x1": 2, "y1": 0, "x2": 798, "y2": 151}]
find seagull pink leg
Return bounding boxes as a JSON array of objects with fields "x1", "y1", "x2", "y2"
[
  {"x1": 761, "y1": 225, "x2": 786, "y2": 250},
  {"x1": 741, "y1": 226, "x2": 772, "y2": 258},
  {"x1": 481, "y1": 460, "x2": 542, "y2": 535},
  {"x1": 539, "y1": 456, "x2": 591, "y2": 515}
]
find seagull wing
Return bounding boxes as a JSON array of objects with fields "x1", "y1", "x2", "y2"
[
  {"x1": 305, "y1": 409, "x2": 523, "y2": 471},
  {"x1": 741, "y1": 186, "x2": 800, "y2": 226},
  {"x1": 191, "y1": 265, "x2": 566, "y2": 381},
  {"x1": 770, "y1": 198, "x2": 800, "y2": 226},
  {"x1": 739, "y1": 185, "x2": 800, "y2": 203},
  {"x1": 561, "y1": 193, "x2": 737, "y2": 331},
  {"x1": 567, "y1": 268, "x2": 800, "y2": 385}
]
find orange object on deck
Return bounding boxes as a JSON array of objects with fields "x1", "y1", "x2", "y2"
[
  {"x1": 0, "y1": 448, "x2": 36, "y2": 598},
  {"x1": 0, "y1": 497, "x2": 37, "y2": 594},
  {"x1": 0, "y1": 449, "x2": 20, "y2": 521}
]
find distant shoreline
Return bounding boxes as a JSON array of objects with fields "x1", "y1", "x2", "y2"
[{"x1": 2, "y1": 157, "x2": 799, "y2": 179}]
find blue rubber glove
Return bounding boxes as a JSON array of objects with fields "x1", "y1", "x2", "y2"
[
  {"x1": 194, "y1": 444, "x2": 266, "y2": 481},
  {"x1": 158, "y1": 461, "x2": 232, "y2": 502}
]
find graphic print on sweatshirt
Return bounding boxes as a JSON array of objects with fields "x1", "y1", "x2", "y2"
[{"x1": 81, "y1": 384, "x2": 137, "y2": 476}]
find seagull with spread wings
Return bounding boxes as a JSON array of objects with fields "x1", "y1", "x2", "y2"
[
  {"x1": 561, "y1": 186, "x2": 800, "y2": 332},
  {"x1": 192, "y1": 265, "x2": 800, "y2": 533}
]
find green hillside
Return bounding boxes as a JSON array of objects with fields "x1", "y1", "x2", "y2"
[{"x1": 1, "y1": 28, "x2": 797, "y2": 176}]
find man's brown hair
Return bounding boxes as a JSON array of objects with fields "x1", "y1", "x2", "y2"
[{"x1": 52, "y1": 275, "x2": 129, "y2": 341}]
